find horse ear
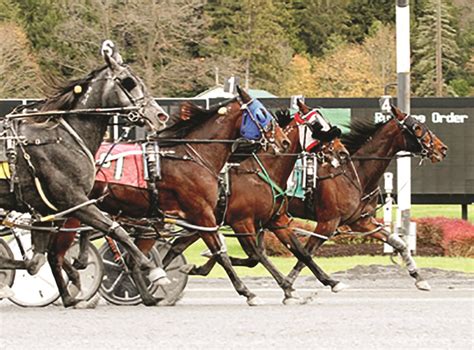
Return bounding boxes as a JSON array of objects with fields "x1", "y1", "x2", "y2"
[
  {"x1": 297, "y1": 99, "x2": 309, "y2": 114},
  {"x1": 236, "y1": 85, "x2": 251, "y2": 103},
  {"x1": 101, "y1": 40, "x2": 123, "y2": 70},
  {"x1": 390, "y1": 104, "x2": 405, "y2": 120}
]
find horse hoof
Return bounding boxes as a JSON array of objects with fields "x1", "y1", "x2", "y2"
[
  {"x1": 200, "y1": 249, "x2": 213, "y2": 258},
  {"x1": 179, "y1": 264, "x2": 196, "y2": 274},
  {"x1": 143, "y1": 298, "x2": 158, "y2": 307},
  {"x1": 155, "y1": 277, "x2": 171, "y2": 286},
  {"x1": 416, "y1": 280, "x2": 431, "y2": 291},
  {"x1": 73, "y1": 301, "x2": 90, "y2": 309},
  {"x1": 247, "y1": 296, "x2": 264, "y2": 306},
  {"x1": 68, "y1": 284, "x2": 81, "y2": 299},
  {"x1": 148, "y1": 267, "x2": 168, "y2": 282},
  {"x1": 283, "y1": 297, "x2": 307, "y2": 305},
  {"x1": 332, "y1": 282, "x2": 350, "y2": 293},
  {"x1": 72, "y1": 258, "x2": 88, "y2": 270},
  {"x1": 0, "y1": 284, "x2": 14, "y2": 299},
  {"x1": 27, "y1": 253, "x2": 46, "y2": 275}
]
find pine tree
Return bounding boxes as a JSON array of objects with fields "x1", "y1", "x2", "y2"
[
  {"x1": 205, "y1": 0, "x2": 292, "y2": 93},
  {"x1": 412, "y1": 0, "x2": 461, "y2": 96}
]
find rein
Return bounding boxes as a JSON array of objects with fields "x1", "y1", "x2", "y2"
[{"x1": 6, "y1": 106, "x2": 140, "y2": 119}]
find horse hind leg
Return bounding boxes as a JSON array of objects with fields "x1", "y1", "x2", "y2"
[
  {"x1": 274, "y1": 226, "x2": 342, "y2": 291},
  {"x1": 232, "y1": 221, "x2": 300, "y2": 303},
  {"x1": 200, "y1": 230, "x2": 261, "y2": 306},
  {"x1": 383, "y1": 231, "x2": 430, "y2": 291},
  {"x1": 284, "y1": 219, "x2": 347, "y2": 293}
]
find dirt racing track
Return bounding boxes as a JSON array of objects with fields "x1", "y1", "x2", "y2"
[{"x1": 0, "y1": 265, "x2": 473, "y2": 349}]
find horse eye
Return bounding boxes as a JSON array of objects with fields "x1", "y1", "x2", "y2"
[
  {"x1": 413, "y1": 124, "x2": 423, "y2": 137},
  {"x1": 121, "y1": 77, "x2": 137, "y2": 91}
]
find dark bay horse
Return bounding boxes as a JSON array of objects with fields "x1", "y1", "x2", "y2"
[
  {"x1": 0, "y1": 41, "x2": 170, "y2": 307},
  {"x1": 286, "y1": 105, "x2": 448, "y2": 291},
  {"x1": 59, "y1": 86, "x2": 291, "y2": 306},
  {"x1": 161, "y1": 100, "x2": 349, "y2": 304}
]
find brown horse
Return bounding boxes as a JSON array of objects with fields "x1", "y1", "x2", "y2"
[
  {"x1": 286, "y1": 104, "x2": 448, "y2": 291},
  {"x1": 52, "y1": 87, "x2": 291, "y2": 306},
  {"x1": 162, "y1": 100, "x2": 349, "y2": 304}
]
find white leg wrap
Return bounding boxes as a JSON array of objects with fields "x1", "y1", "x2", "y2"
[{"x1": 387, "y1": 234, "x2": 417, "y2": 273}]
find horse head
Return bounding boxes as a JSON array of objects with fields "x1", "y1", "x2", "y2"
[
  {"x1": 294, "y1": 99, "x2": 349, "y2": 161},
  {"x1": 71, "y1": 40, "x2": 169, "y2": 132},
  {"x1": 390, "y1": 104, "x2": 448, "y2": 163},
  {"x1": 236, "y1": 85, "x2": 290, "y2": 153}
]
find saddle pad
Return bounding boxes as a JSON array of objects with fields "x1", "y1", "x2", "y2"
[
  {"x1": 95, "y1": 143, "x2": 147, "y2": 189},
  {"x1": 0, "y1": 162, "x2": 10, "y2": 180},
  {"x1": 286, "y1": 159, "x2": 305, "y2": 199}
]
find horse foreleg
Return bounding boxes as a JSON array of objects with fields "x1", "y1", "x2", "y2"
[
  {"x1": 273, "y1": 224, "x2": 341, "y2": 292},
  {"x1": 162, "y1": 234, "x2": 199, "y2": 268},
  {"x1": 73, "y1": 204, "x2": 160, "y2": 305},
  {"x1": 230, "y1": 221, "x2": 298, "y2": 302},
  {"x1": 184, "y1": 257, "x2": 218, "y2": 276},
  {"x1": 198, "y1": 224, "x2": 260, "y2": 306},
  {"x1": 28, "y1": 223, "x2": 53, "y2": 275},
  {"x1": 48, "y1": 232, "x2": 79, "y2": 308},
  {"x1": 361, "y1": 219, "x2": 430, "y2": 291},
  {"x1": 286, "y1": 219, "x2": 338, "y2": 287}
]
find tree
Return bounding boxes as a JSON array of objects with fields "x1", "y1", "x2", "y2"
[
  {"x1": 205, "y1": 0, "x2": 292, "y2": 92},
  {"x1": 412, "y1": 0, "x2": 461, "y2": 96},
  {"x1": 0, "y1": 22, "x2": 45, "y2": 98},
  {"x1": 33, "y1": 0, "x2": 213, "y2": 97},
  {"x1": 280, "y1": 54, "x2": 317, "y2": 96},
  {"x1": 363, "y1": 22, "x2": 396, "y2": 90},
  {"x1": 288, "y1": 0, "x2": 351, "y2": 56},
  {"x1": 344, "y1": 0, "x2": 395, "y2": 43}
]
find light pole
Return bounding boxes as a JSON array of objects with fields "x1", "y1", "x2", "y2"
[{"x1": 396, "y1": 0, "x2": 413, "y2": 250}]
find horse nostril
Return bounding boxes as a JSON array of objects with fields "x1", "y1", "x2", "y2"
[
  {"x1": 282, "y1": 140, "x2": 290, "y2": 150},
  {"x1": 158, "y1": 113, "x2": 169, "y2": 123}
]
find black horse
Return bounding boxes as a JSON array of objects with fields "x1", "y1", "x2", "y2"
[{"x1": 0, "y1": 40, "x2": 170, "y2": 306}]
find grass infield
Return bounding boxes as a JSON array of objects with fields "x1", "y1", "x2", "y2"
[{"x1": 183, "y1": 239, "x2": 473, "y2": 279}]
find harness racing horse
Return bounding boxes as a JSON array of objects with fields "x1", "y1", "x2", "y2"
[
  {"x1": 0, "y1": 41, "x2": 170, "y2": 307},
  {"x1": 286, "y1": 104, "x2": 448, "y2": 291},
  {"x1": 159, "y1": 99, "x2": 349, "y2": 304},
  {"x1": 61, "y1": 86, "x2": 291, "y2": 306}
]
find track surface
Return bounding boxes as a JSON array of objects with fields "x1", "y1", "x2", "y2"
[{"x1": 1, "y1": 265, "x2": 473, "y2": 349}]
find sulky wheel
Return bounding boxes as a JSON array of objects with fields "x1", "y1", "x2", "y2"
[
  {"x1": 0, "y1": 237, "x2": 16, "y2": 295},
  {"x1": 7, "y1": 232, "x2": 104, "y2": 308},
  {"x1": 98, "y1": 239, "x2": 160, "y2": 305},
  {"x1": 7, "y1": 232, "x2": 60, "y2": 307},
  {"x1": 98, "y1": 240, "x2": 188, "y2": 306},
  {"x1": 63, "y1": 239, "x2": 104, "y2": 305},
  {"x1": 153, "y1": 240, "x2": 188, "y2": 306}
]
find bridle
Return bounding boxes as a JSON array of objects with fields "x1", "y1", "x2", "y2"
[
  {"x1": 99, "y1": 65, "x2": 163, "y2": 127},
  {"x1": 397, "y1": 114, "x2": 436, "y2": 159}
]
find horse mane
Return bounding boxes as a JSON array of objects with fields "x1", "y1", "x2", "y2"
[
  {"x1": 340, "y1": 118, "x2": 385, "y2": 155},
  {"x1": 40, "y1": 66, "x2": 108, "y2": 111},
  {"x1": 274, "y1": 109, "x2": 293, "y2": 128},
  {"x1": 23, "y1": 66, "x2": 108, "y2": 123},
  {"x1": 157, "y1": 97, "x2": 238, "y2": 139}
]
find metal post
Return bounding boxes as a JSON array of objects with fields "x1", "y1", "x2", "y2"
[
  {"x1": 396, "y1": 0, "x2": 413, "y2": 250},
  {"x1": 383, "y1": 172, "x2": 394, "y2": 253},
  {"x1": 461, "y1": 204, "x2": 468, "y2": 221}
]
